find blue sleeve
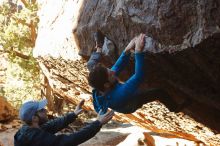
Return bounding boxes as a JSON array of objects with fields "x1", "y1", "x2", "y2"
[
  {"x1": 41, "y1": 112, "x2": 77, "y2": 134},
  {"x1": 121, "y1": 53, "x2": 145, "y2": 94},
  {"x1": 111, "y1": 51, "x2": 130, "y2": 76},
  {"x1": 92, "y1": 90, "x2": 108, "y2": 115},
  {"x1": 87, "y1": 52, "x2": 102, "y2": 71}
]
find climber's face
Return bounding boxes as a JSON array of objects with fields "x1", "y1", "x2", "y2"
[
  {"x1": 107, "y1": 68, "x2": 117, "y2": 84},
  {"x1": 103, "y1": 68, "x2": 118, "y2": 91}
]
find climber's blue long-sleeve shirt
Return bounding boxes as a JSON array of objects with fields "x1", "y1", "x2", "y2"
[{"x1": 87, "y1": 51, "x2": 145, "y2": 114}]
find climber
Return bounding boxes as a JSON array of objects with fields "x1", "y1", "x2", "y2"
[
  {"x1": 87, "y1": 32, "x2": 182, "y2": 115},
  {"x1": 14, "y1": 99, "x2": 114, "y2": 146}
]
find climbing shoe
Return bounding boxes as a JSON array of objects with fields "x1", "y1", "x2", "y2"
[{"x1": 93, "y1": 30, "x2": 105, "y2": 48}]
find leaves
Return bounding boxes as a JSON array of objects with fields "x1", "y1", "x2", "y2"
[{"x1": 0, "y1": 1, "x2": 40, "y2": 108}]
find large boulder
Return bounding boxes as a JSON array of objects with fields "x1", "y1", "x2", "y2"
[
  {"x1": 34, "y1": 0, "x2": 220, "y2": 142},
  {"x1": 72, "y1": 0, "x2": 220, "y2": 131},
  {"x1": 74, "y1": 0, "x2": 220, "y2": 54},
  {"x1": 0, "y1": 96, "x2": 16, "y2": 122}
]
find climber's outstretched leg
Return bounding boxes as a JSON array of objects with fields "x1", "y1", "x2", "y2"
[{"x1": 87, "y1": 31, "x2": 105, "y2": 71}]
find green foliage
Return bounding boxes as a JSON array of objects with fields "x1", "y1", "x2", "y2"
[{"x1": 0, "y1": 1, "x2": 40, "y2": 108}]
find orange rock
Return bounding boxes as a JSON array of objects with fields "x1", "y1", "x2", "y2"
[{"x1": 0, "y1": 96, "x2": 17, "y2": 122}]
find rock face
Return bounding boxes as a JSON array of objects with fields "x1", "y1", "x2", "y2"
[
  {"x1": 0, "y1": 96, "x2": 16, "y2": 122},
  {"x1": 74, "y1": 0, "x2": 220, "y2": 54},
  {"x1": 34, "y1": 0, "x2": 83, "y2": 60},
  {"x1": 34, "y1": 0, "x2": 220, "y2": 138},
  {"x1": 72, "y1": 0, "x2": 220, "y2": 131}
]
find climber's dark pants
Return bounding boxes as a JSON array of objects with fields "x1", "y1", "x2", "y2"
[{"x1": 121, "y1": 88, "x2": 179, "y2": 114}]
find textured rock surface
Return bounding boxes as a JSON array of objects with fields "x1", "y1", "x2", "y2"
[
  {"x1": 74, "y1": 0, "x2": 220, "y2": 54},
  {"x1": 0, "y1": 96, "x2": 16, "y2": 122},
  {"x1": 34, "y1": 0, "x2": 220, "y2": 144},
  {"x1": 72, "y1": 0, "x2": 220, "y2": 131},
  {"x1": 33, "y1": 0, "x2": 83, "y2": 60}
]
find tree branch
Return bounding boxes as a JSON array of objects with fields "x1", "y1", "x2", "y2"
[
  {"x1": 1, "y1": 50, "x2": 30, "y2": 60},
  {"x1": 12, "y1": 19, "x2": 37, "y2": 46},
  {"x1": 20, "y1": 0, "x2": 28, "y2": 8},
  {"x1": 14, "y1": 50, "x2": 30, "y2": 59}
]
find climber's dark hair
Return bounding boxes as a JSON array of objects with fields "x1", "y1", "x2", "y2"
[{"x1": 88, "y1": 63, "x2": 109, "y2": 92}]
